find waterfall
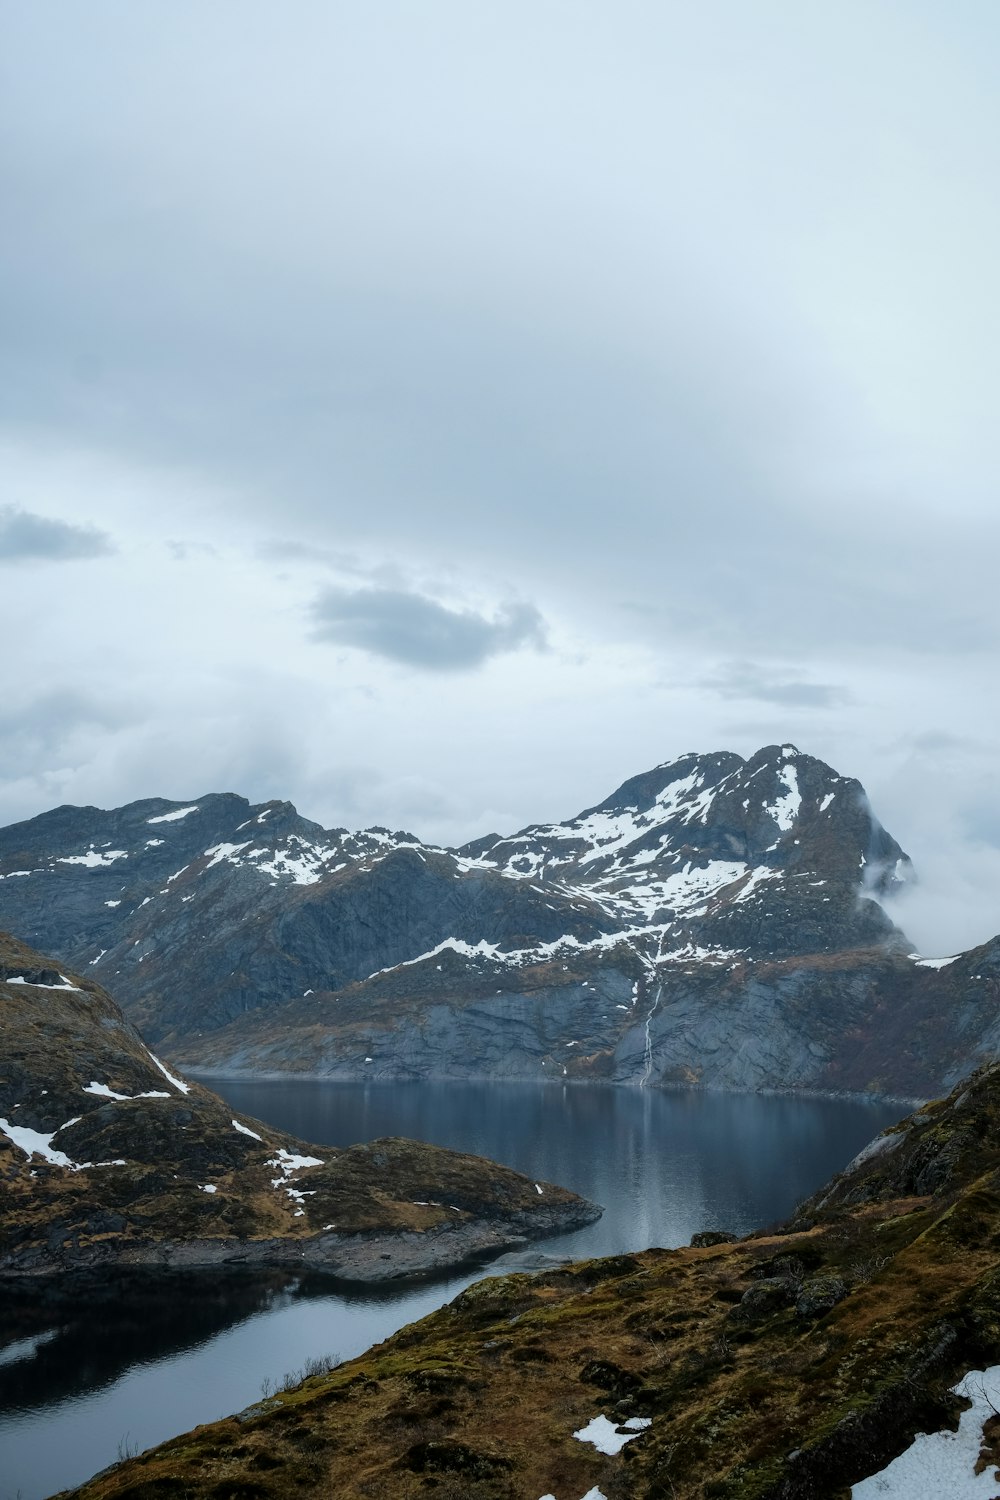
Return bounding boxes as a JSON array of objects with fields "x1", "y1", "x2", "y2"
[{"x1": 640, "y1": 984, "x2": 662, "y2": 1088}]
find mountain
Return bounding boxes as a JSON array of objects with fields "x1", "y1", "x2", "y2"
[
  {"x1": 57, "y1": 1059, "x2": 1000, "y2": 1499},
  {"x1": 1, "y1": 742, "x2": 989, "y2": 1098},
  {"x1": 0, "y1": 933, "x2": 598, "y2": 1277}
]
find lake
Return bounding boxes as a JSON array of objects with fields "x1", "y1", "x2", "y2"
[{"x1": 0, "y1": 1081, "x2": 902, "y2": 1499}]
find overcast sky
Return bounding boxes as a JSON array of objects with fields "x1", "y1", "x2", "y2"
[{"x1": 2, "y1": 1, "x2": 999, "y2": 953}]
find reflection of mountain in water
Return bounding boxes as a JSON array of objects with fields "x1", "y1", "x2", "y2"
[
  {"x1": 0, "y1": 1253, "x2": 535, "y2": 1421},
  {"x1": 215, "y1": 1078, "x2": 901, "y2": 1257},
  {"x1": 0, "y1": 1269, "x2": 298, "y2": 1412}
]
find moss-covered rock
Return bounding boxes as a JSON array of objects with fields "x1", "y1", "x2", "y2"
[{"x1": 795, "y1": 1274, "x2": 847, "y2": 1318}]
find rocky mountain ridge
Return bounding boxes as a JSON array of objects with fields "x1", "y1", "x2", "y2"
[
  {"x1": 2, "y1": 742, "x2": 994, "y2": 1098},
  {"x1": 0, "y1": 933, "x2": 598, "y2": 1277}
]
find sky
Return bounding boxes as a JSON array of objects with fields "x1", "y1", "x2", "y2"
[{"x1": 2, "y1": 1, "x2": 1000, "y2": 954}]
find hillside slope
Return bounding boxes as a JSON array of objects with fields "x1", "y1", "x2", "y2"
[
  {"x1": 0, "y1": 933, "x2": 599, "y2": 1278},
  {"x1": 59, "y1": 1059, "x2": 1000, "y2": 1499}
]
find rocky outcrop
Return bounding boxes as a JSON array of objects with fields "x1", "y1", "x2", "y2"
[
  {"x1": 180, "y1": 940, "x2": 1000, "y2": 1101},
  {"x1": 0, "y1": 934, "x2": 599, "y2": 1277},
  {"x1": 3, "y1": 742, "x2": 992, "y2": 1098},
  {"x1": 56, "y1": 1061, "x2": 1000, "y2": 1499}
]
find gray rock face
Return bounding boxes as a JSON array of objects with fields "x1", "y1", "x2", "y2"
[{"x1": 2, "y1": 741, "x2": 987, "y2": 1099}]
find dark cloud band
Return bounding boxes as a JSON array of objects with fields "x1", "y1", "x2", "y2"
[
  {"x1": 309, "y1": 586, "x2": 547, "y2": 670},
  {"x1": 704, "y1": 661, "x2": 848, "y2": 709},
  {"x1": 0, "y1": 507, "x2": 114, "y2": 564}
]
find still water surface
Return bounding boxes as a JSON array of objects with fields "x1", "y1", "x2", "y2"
[{"x1": 0, "y1": 1081, "x2": 902, "y2": 1499}]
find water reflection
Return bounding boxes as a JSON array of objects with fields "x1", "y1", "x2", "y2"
[
  {"x1": 215, "y1": 1077, "x2": 901, "y2": 1252},
  {"x1": 0, "y1": 1269, "x2": 298, "y2": 1413},
  {"x1": 0, "y1": 1081, "x2": 902, "y2": 1500}
]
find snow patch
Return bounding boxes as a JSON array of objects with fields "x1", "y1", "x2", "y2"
[
  {"x1": 267, "y1": 1147, "x2": 323, "y2": 1175},
  {"x1": 267, "y1": 1146, "x2": 323, "y2": 1208},
  {"x1": 7, "y1": 975, "x2": 80, "y2": 992},
  {"x1": 573, "y1": 1413, "x2": 652, "y2": 1455},
  {"x1": 538, "y1": 1491, "x2": 608, "y2": 1500},
  {"x1": 657, "y1": 942, "x2": 743, "y2": 965},
  {"x1": 83, "y1": 1082, "x2": 131, "y2": 1101},
  {"x1": 770, "y1": 763, "x2": 801, "y2": 833},
  {"x1": 83, "y1": 1081, "x2": 171, "y2": 1102},
  {"x1": 233, "y1": 1119, "x2": 263, "y2": 1141},
  {"x1": 1, "y1": 1117, "x2": 77, "y2": 1168},
  {"x1": 852, "y1": 1363, "x2": 1000, "y2": 1497},
  {"x1": 246, "y1": 836, "x2": 331, "y2": 885},
  {"x1": 369, "y1": 936, "x2": 504, "y2": 978},
  {"x1": 0, "y1": 1116, "x2": 129, "y2": 1172},
  {"x1": 147, "y1": 806, "x2": 199, "y2": 824},
  {"x1": 144, "y1": 1048, "x2": 191, "y2": 1094},
  {"x1": 57, "y1": 849, "x2": 128, "y2": 868},
  {"x1": 203, "y1": 841, "x2": 252, "y2": 869},
  {"x1": 733, "y1": 866, "x2": 782, "y2": 904}
]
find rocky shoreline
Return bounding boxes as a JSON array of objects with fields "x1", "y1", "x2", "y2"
[
  {"x1": 0, "y1": 932, "x2": 602, "y2": 1284},
  {"x1": 185, "y1": 1062, "x2": 929, "y2": 1110},
  {"x1": 0, "y1": 1201, "x2": 601, "y2": 1281}
]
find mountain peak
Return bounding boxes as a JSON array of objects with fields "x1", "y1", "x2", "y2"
[{"x1": 0, "y1": 744, "x2": 916, "y2": 1082}]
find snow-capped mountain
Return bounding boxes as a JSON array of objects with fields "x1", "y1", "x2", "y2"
[
  {"x1": 2, "y1": 742, "x2": 980, "y2": 1098},
  {"x1": 459, "y1": 744, "x2": 910, "y2": 955}
]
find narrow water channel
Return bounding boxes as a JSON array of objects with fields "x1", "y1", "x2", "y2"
[{"x1": 0, "y1": 1082, "x2": 902, "y2": 1499}]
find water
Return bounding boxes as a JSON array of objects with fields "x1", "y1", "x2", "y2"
[{"x1": 0, "y1": 1081, "x2": 902, "y2": 1499}]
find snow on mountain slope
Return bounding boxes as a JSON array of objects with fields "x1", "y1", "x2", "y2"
[
  {"x1": 455, "y1": 744, "x2": 910, "y2": 959},
  {"x1": 0, "y1": 745, "x2": 917, "y2": 1084}
]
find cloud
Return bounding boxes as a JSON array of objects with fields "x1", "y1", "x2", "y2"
[
  {"x1": 702, "y1": 661, "x2": 849, "y2": 709},
  {"x1": 166, "y1": 539, "x2": 218, "y2": 562},
  {"x1": 0, "y1": 690, "x2": 138, "y2": 781},
  {"x1": 880, "y1": 848, "x2": 1000, "y2": 960},
  {"x1": 0, "y1": 507, "x2": 114, "y2": 564},
  {"x1": 869, "y1": 736, "x2": 1000, "y2": 955},
  {"x1": 1, "y1": 4, "x2": 1000, "y2": 940},
  {"x1": 309, "y1": 587, "x2": 547, "y2": 670}
]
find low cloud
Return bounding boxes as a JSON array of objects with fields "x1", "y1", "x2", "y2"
[
  {"x1": 309, "y1": 586, "x2": 547, "y2": 670},
  {"x1": 871, "y1": 739, "x2": 1000, "y2": 956},
  {"x1": 0, "y1": 688, "x2": 134, "y2": 756},
  {"x1": 703, "y1": 661, "x2": 849, "y2": 708},
  {"x1": 881, "y1": 848, "x2": 1000, "y2": 959},
  {"x1": 0, "y1": 507, "x2": 114, "y2": 563}
]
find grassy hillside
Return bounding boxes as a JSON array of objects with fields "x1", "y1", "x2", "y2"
[
  {"x1": 0, "y1": 932, "x2": 598, "y2": 1276},
  {"x1": 55, "y1": 1059, "x2": 1000, "y2": 1498}
]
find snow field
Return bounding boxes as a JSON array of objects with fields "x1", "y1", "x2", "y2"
[{"x1": 852, "y1": 1365, "x2": 1000, "y2": 1497}]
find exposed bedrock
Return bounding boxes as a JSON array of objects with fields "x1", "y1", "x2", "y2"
[{"x1": 4, "y1": 742, "x2": 996, "y2": 1098}]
